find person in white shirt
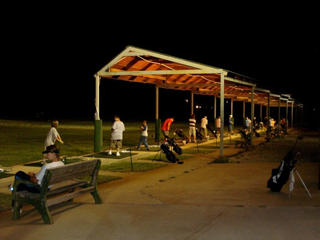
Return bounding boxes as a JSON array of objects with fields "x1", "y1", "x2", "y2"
[
  {"x1": 216, "y1": 116, "x2": 221, "y2": 138},
  {"x1": 43, "y1": 120, "x2": 64, "y2": 163},
  {"x1": 137, "y1": 120, "x2": 150, "y2": 150},
  {"x1": 44, "y1": 120, "x2": 64, "y2": 148},
  {"x1": 108, "y1": 115, "x2": 125, "y2": 156},
  {"x1": 245, "y1": 117, "x2": 252, "y2": 133},
  {"x1": 9, "y1": 145, "x2": 64, "y2": 212},
  {"x1": 200, "y1": 116, "x2": 208, "y2": 139}
]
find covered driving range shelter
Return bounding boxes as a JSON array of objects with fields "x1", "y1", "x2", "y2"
[{"x1": 93, "y1": 45, "x2": 303, "y2": 157}]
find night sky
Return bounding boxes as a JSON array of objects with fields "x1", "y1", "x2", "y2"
[{"x1": 2, "y1": 3, "x2": 319, "y2": 127}]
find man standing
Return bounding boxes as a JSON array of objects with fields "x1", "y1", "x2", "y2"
[
  {"x1": 228, "y1": 115, "x2": 234, "y2": 135},
  {"x1": 108, "y1": 115, "x2": 125, "y2": 157},
  {"x1": 161, "y1": 117, "x2": 174, "y2": 141},
  {"x1": 44, "y1": 120, "x2": 64, "y2": 149},
  {"x1": 200, "y1": 116, "x2": 208, "y2": 139},
  {"x1": 216, "y1": 116, "x2": 221, "y2": 138},
  {"x1": 245, "y1": 116, "x2": 251, "y2": 133},
  {"x1": 188, "y1": 114, "x2": 197, "y2": 143},
  {"x1": 43, "y1": 120, "x2": 64, "y2": 163},
  {"x1": 137, "y1": 120, "x2": 150, "y2": 151}
]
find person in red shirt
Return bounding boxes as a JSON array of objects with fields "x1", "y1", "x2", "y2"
[{"x1": 161, "y1": 117, "x2": 174, "y2": 141}]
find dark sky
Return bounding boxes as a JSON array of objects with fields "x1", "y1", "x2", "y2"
[{"x1": 2, "y1": 3, "x2": 319, "y2": 125}]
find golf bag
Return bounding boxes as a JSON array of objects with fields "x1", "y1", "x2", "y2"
[
  {"x1": 267, "y1": 150, "x2": 300, "y2": 192},
  {"x1": 253, "y1": 127, "x2": 260, "y2": 138},
  {"x1": 280, "y1": 125, "x2": 288, "y2": 134},
  {"x1": 166, "y1": 136, "x2": 182, "y2": 155},
  {"x1": 206, "y1": 124, "x2": 217, "y2": 138},
  {"x1": 238, "y1": 129, "x2": 250, "y2": 143},
  {"x1": 196, "y1": 128, "x2": 205, "y2": 141},
  {"x1": 174, "y1": 128, "x2": 189, "y2": 143},
  {"x1": 160, "y1": 143, "x2": 178, "y2": 163},
  {"x1": 267, "y1": 125, "x2": 277, "y2": 137}
]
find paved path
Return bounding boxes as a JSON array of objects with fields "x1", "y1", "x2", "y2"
[{"x1": 1, "y1": 130, "x2": 319, "y2": 240}]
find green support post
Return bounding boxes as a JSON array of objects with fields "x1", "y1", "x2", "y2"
[
  {"x1": 155, "y1": 119, "x2": 161, "y2": 143},
  {"x1": 94, "y1": 119, "x2": 103, "y2": 152}
]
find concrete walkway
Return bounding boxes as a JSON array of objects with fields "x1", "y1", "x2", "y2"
[{"x1": 1, "y1": 131, "x2": 319, "y2": 240}]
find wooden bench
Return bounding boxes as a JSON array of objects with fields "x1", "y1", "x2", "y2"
[{"x1": 12, "y1": 159, "x2": 103, "y2": 224}]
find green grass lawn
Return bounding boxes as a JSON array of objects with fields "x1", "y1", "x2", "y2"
[
  {"x1": 0, "y1": 119, "x2": 160, "y2": 166},
  {"x1": 0, "y1": 119, "x2": 238, "y2": 167}
]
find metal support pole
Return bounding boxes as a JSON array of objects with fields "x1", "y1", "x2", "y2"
[
  {"x1": 291, "y1": 102, "x2": 294, "y2": 130},
  {"x1": 250, "y1": 87, "x2": 254, "y2": 146},
  {"x1": 214, "y1": 96, "x2": 217, "y2": 118},
  {"x1": 267, "y1": 93, "x2": 270, "y2": 138},
  {"x1": 155, "y1": 86, "x2": 159, "y2": 120},
  {"x1": 94, "y1": 74, "x2": 103, "y2": 152},
  {"x1": 220, "y1": 73, "x2": 225, "y2": 157},
  {"x1": 243, "y1": 101, "x2": 246, "y2": 128},
  {"x1": 243, "y1": 101, "x2": 245, "y2": 118},
  {"x1": 295, "y1": 105, "x2": 298, "y2": 128},
  {"x1": 95, "y1": 75, "x2": 100, "y2": 120},
  {"x1": 286, "y1": 100, "x2": 289, "y2": 132},
  {"x1": 302, "y1": 106, "x2": 304, "y2": 127},
  {"x1": 191, "y1": 92, "x2": 194, "y2": 115},
  {"x1": 155, "y1": 86, "x2": 160, "y2": 142},
  {"x1": 231, "y1": 99, "x2": 233, "y2": 116},
  {"x1": 278, "y1": 97, "x2": 281, "y2": 136}
]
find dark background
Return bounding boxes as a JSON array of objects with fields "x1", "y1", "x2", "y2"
[{"x1": 2, "y1": 3, "x2": 319, "y2": 128}]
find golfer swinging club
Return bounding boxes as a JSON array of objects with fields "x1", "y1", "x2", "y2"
[{"x1": 43, "y1": 120, "x2": 64, "y2": 164}]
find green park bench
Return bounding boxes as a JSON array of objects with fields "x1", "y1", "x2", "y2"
[{"x1": 12, "y1": 159, "x2": 102, "y2": 224}]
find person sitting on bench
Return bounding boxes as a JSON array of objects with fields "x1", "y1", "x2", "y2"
[{"x1": 9, "y1": 144, "x2": 64, "y2": 213}]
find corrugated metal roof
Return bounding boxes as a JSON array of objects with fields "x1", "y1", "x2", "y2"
[{"x1": 96, "y1": 45, "x2": 301, "y2": 107}]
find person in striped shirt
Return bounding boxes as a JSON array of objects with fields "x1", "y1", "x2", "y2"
[{"x1": 188, "y1": 114, "x2": 196, "y2": 143}]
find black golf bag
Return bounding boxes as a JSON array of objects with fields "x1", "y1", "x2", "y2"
[
  {"x1": 267, "y1": 125, "x2": 277, "y2": 137},
  {"x1": 280, "y1": 125, "x2": 288, "y2": 134},
  {"x1": 166, "y1": 136, "x2": 182, "y2": 155},
  {"x1": 160, "y1": 143, "x2": 178, "y2": 163},
  {"x1": 206, "y1": 124, "x2": 217, "y2": 138},
  {"x1": 253, "y1": 127, "x2": 260, "y2": 138},
  {"x1": 238, "y1": 129, "x2": 250, "y2": 143},
  {"x1": 196, "y1": 128, "x2": 204, "y2": 141},
  {"x1": 267, "y1": 150, "x2": 299, "y2": 192},
  {"x1": 174, "y1": 128, "x2": 189, "y2": 143}
]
